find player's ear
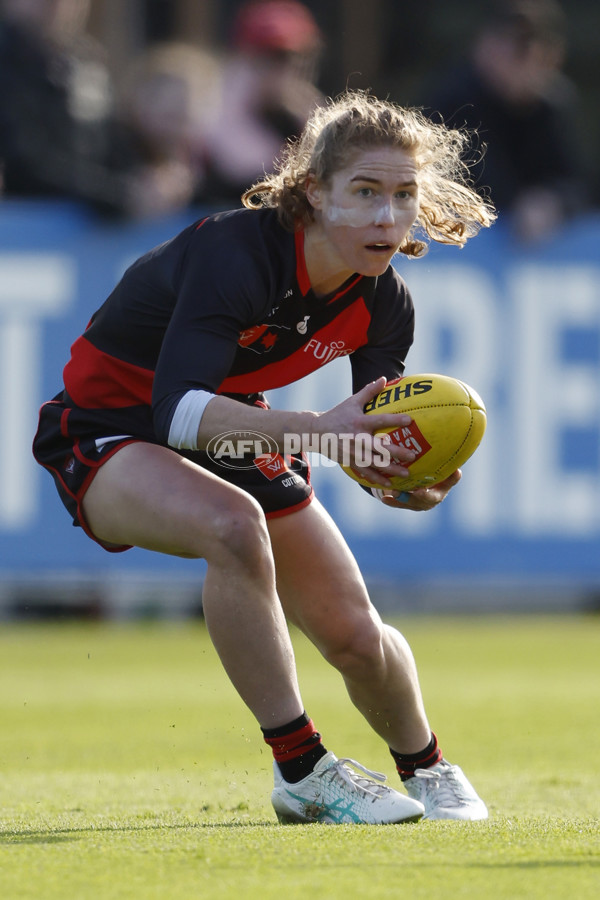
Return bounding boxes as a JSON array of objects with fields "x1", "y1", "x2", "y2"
[{"x1": 305, "y1": 174, "x2": 323, "y2": 211}]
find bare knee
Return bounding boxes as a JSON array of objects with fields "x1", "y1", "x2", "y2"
[
  {"x1": 322, "y1": 613, "x2": 385, "y2": 677},
  {"x1": 205, "y1": 493, "x2": 272, "y2": 575}
]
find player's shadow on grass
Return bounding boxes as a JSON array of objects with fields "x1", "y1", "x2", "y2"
[
  {"x1": 2, "y1": 830, "x2": 600, "y2": 870},
  {"x1": 0, "y1": 833, "x2": 80, "y2": 844},
  {"x1": 0, "y1": 820, "x2": 276, "y2": 843}
]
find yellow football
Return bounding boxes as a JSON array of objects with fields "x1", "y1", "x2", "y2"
[{"x1": 342, "y1": 373, "x2": 486, "y2": 492}]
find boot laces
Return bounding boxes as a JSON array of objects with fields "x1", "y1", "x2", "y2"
[
  {"x1": 413, "y1": 765, "x2": 472, "y2": 805},
  {"x1": 328, "y1": 758, "x2": 391, "y2": 798}
]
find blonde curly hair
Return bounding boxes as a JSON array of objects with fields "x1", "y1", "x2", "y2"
[{"x1": 242, "y1": 91, "x2": 496, "y2": 257}]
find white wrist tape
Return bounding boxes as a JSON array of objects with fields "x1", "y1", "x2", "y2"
[{"x1": 167, "y1": 389, "x2": 215, "y2": 450}]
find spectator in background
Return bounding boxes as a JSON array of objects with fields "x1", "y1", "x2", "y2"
[
  {"x1": 0, "y1": 0, "x2": 220, "y2": 221},
  {"x1": 110, "y1": 42, "x2": 221, "y2": 220},
  {"x1": 0, "y1": 0, "x2": 122, "y2": 214},
  {"x1": 421, "y1": 0, "x2": 589, "y2": 243},
  {"x1": 202, "y1": 0, "x2": 324, "y2": 208}
]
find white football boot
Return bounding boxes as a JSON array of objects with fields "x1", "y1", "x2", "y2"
[
  {"x1": 271, "y1": 751, "x2": 425, "y2": 824},
  {"x1": 404, "y1": 759, "x2": 488, "y2": 820}
]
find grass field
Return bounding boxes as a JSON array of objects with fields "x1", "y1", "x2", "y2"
[{"x1": 0, "y1": 614, "x2": 599, "y2": 899}]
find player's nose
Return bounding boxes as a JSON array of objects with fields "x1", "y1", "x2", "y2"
[{"x1": 373, "y1": 200, "x2": 396, "y2": 226}]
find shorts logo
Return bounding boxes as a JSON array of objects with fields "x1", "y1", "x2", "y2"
[
  {"x1": 64, "y1": 456, "x2": 76, "y2": 474},
  {"x1": 206, "y1": 431, "x2": 280, "y2": 470},
  {"x1": 254, "y1": 452, "x2": 289, "y2": 480},
  {"x1": 254, "y1": 453, "x2": 304, "y2": 484}
]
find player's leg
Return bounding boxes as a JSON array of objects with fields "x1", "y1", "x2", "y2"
[
  {"x1": 82, "y1": 441, "x2": 303, "y2": 728},
  {"x1": 267, "y1": 496, "x2": 431, "y2": 753},
  {"x1": 267, "y1": 497, "x2": 488, "y2": 820},
  {"x1": 82, "y1": 443, "x2": 425, "y2": 824}
]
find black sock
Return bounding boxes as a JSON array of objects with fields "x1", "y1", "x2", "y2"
[
  {"x1": 390, "y1": 732, "x2": 443, "y2": 782},
  {"x1": 262, "y1": 712, "x2": 328, "y2": 783}
]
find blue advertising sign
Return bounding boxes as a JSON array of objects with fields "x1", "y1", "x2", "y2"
[{"x1": 1, "y1": 202, "x2": 599, "y2": 599}]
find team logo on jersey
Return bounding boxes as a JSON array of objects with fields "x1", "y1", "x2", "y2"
[
  {"x1": 296, "y1": 315, "x2": 310, "y2": 334},
  {"x1": 238, "y1": 323, "x2": 290, "y2": 354}
]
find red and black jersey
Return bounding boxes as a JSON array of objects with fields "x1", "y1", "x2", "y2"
[{"x1": 60, "y1": 207, "x2": 415, "y2": 444}]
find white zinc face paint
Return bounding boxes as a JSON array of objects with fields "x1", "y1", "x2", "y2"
[
  {"x1": 325, "y1": 201, "x2": 399, "y2": 228},
  {"x1": 325, "y1": 205, "x2": 375, "y2": 227},
  {"x1": 373, "y1": 200, "x2": 396, "y2": 226},
  {"x1": 324, "y1": 193, "x2": 418, "y2": 228}
]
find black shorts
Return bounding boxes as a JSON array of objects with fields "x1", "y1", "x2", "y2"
[{"x1": 32, "y1": 397, "x2": 313, "y2": 553}]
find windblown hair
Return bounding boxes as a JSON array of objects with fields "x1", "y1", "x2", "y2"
[{"x1": 242, "y1": 91, "x2": 496, "y2": 257}]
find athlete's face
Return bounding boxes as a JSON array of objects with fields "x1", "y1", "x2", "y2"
[{"x1": 306, "y1": 146, "x2": 419, "y2": 283}]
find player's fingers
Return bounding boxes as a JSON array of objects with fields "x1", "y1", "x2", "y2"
[
  {"x1": 377, "y1": 432, "x2": 415, "y2": 463},
  {"x1": 372, "y1": 457, "x2": 414, "y2": 477},
  {"x1": 436, "y1": 468, "x2": 462, "y2": 489},
  {"x1": 353, "y1": 380, "x2": 413, "y2": 424},
  {"x1": 380, "y1": 492, "x2": 409, "y2": 507},
  {"x1": 363, "y1": 411, "x2": 412, "y2": 433},
  {"x1": 380, "y1": 489, "x2": 434, "y2": 510},
  {"x1": 405, "y1": 471, "x2": 462, "y2": 507},
  {"x1": 353, "y1": 376, "x2": 387, "y2": 406},
  {"x1": 417, "y1": 469, "x2": 462, "y2": 499},
  {"x1": 348, "y1": 462, "x2": 410, "y2": 487}
]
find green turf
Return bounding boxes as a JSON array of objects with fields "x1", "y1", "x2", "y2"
[{"x1": 0, "y1": 615, "x2": 599, "y2": 899}]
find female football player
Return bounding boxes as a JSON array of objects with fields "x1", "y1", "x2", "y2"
[{"x1": 34, "y1": 91, "x2": 496, "y2": 824}]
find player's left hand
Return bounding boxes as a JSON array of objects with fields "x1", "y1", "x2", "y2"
[{"x1": 377, "y1": 469, "x2": 462, "y2": 511}]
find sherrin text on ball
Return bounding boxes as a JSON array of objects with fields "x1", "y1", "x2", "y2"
[{"x1": 342, "y1": 373, "x2": 486, "y2": 492}]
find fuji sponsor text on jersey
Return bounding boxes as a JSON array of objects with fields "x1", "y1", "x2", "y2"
[{"x1": 303, "y1": 338, "x2": 353, "y2": 366}]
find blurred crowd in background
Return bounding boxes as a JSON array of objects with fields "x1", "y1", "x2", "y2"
[{"x1": 0, "y1": 0, "x2": 598, "y2": 242}]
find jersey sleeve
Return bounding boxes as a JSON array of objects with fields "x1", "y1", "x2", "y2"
[
  {"x1": 151, "y1": 217, "x2": 277, "y2": 443},
  {"x1": 350, "y1": 265, "x2": 415, "y2": 393}
]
